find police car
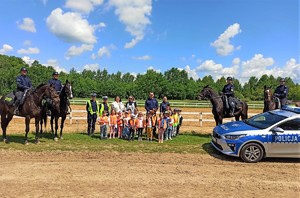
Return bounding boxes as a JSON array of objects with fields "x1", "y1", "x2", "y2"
[{"x1": 211, "y1": 106, "x2": 300, "y2": 163}]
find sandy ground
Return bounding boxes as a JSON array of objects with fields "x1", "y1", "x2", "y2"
[
  {"x1": 0, "y1": 107, "x2": 299, "y2": 197},
  {"x1": 0, "y1": 150, "x2": 299, "y2": 198}
]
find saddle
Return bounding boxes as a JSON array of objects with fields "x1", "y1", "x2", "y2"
[{"x1": 4, "y1": 92, "x2": 15, "y2": 106}]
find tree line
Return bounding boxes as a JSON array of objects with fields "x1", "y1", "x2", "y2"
[{"x1": 0, "y1": 54, "x2": 299, "y2": 101}]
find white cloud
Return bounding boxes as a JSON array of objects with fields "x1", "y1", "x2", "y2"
[
  {"x1": 179, "y1": 65, "x2": 199, "y2": 80},
  {"x1": 133, "y1": 55, "x2": 151, "y2": 60},
  {"x1": 196, "y1": 60, "x2": 223, "y2": 71},
  {"x1": 109, "y1": 0, "x2": 152, "y2": 48},
  {"x1": 66, "y1": 44, "x2": 93, "y2": 59},
  {"x1": 22, "y1": 56, "x2": 35, "y2": 65},
  {"x1": 276, "y1": 58, "x2": 300, "y2": 83},
  {"x1": 46, "y1": 59, "x2": 68, "y2": 73},
  {"x1": 97, "y1": 46, "x2": 111, "y2": 58},
  {"x1": 95, "y1": 44, "x2": 116, "y2": 58},
  {"x1": 65, "y1": 0, "x2": 104, "y2": 14},
  {"x1": 17, "y1": 18, "x2": 36, "y2": 33},
  {"x1": 94, "y1": 22, "x2": 106, "y2": 31},
  {"x1": 211, "y1": 23, "x2": 241, "y2": 56},
  {"x1": 147, "y1": 66, "x2": 160, "y2": 73},
  {"x1": 0, "y1": 44, "x2": 13, "y2": 54},
  {"x1": 46, "y1": 8, "x2": 97, "y2": 44},
  {"x1": 240, "y1": 54, "x2": 274, "y2": 81},
  {"x1": 83, "y1": 63, "x2": 99, "y2": 71},
  {"x1": 17, "y1": 47, "x2": 40, "y2": 54}
]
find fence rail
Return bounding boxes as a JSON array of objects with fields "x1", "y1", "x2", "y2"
[
  {"x1": 67, "y1": 110, "x2": 257, "y2": 126},
  {"x1": 70, "y1": 100, "x2": 264, "y2": 109}
]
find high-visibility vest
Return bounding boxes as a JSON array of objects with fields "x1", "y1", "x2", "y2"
[{"x1": 87, "y1": 100, "x2": 99, "y2": 115}]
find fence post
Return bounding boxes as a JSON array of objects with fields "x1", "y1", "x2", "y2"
[{"x1": 199, "y1": 112, "x2": 203, "y2": 127}]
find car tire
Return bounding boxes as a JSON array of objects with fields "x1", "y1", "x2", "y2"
[{"x1": 240, "y1": 143, "x2": 264, "y2": 163}]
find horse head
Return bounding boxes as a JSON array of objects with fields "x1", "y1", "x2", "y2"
[
  {"x1": 63, "y1": 80, "x2": 73, "y2": 99},
  {"x1": 198, "y1": 85, "x2": 213, "y2": 100},
  {"x1": 264, "y1": 85, "x2": 272, "y2": 102}
]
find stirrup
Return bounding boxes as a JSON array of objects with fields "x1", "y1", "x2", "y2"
[{"x1": 14, "y1": 109, "x2": 19, "y2": 116}]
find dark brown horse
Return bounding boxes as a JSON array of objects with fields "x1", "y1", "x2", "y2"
[
  {"x1": 0, "y1": 84, "x2": 60, "y2": 144},
  {"x1": 50, "y1": 80, "x2": 73, "y2": 140},
  {"x1": 41, "y1": 80, "x2": 73, "y2": 140},
  {"x1": 198, "y1": 85, "x2": 248, "y2": 125},
  {"x1": 263, "y1": 85, "x2": 277, "y2": 112}
]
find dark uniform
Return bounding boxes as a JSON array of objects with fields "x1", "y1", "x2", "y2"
[
  {"x1": 14, "y1": 67, "x2": 32, "y2": 114},
  {"x1": 86, "y1": 93, "x2": 99, "y2": 136},
  {"x1": 48, "y1": 73, "x2": 62, "y2": 93},
  {"x1": 274, "y1": 78, "x2": 289, "y2": 108},
  {"x1": 222, "y1": 77, "x2": 235, "y2": 116}
]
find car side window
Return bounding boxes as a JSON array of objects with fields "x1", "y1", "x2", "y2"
[{"x1": 277, "y1": 118, "x2": 300, "y2": 131}]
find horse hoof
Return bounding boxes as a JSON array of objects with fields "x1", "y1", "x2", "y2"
[
  {"x1": 25, "y1": 141, "x2": 29, "y2": 145},
  {"x1": 35, "y1": 140, "x2": 40, "y2": 144},
  {"x1": 3, "y1": 138, "x2": 8, "y2": 143},
  {"x1": 60, "y1": 136, "x2": 64, "y2": 140},
  {"x1": 54, "y1": 137, "x2": 58, "y2": 141}
]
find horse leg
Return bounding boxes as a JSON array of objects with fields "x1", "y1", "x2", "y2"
[
  {"x1": 50, "y1": 115, "x2": 54, "y2": 136},
  {"x1": 35, "y1": 117, "x2": 40, "y2": 144},
  {"x1": 24, "y1": 117, "x2": 30, "y2": 145},
  {"x1": 1, "y1": 113, "x2": 13, "y2": 143},
  {"x1": 60, "y1": 115, "x2": 66, "y2": 139},
  {"x1": 54, "y1": 116, "x2": 59, "y2": 141}
]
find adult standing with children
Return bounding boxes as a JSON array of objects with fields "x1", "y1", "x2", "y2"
[
  {"x1": 86, "y1": 93, "x2": 99, "y2": 136},
  {"x1": 160, "y1": 96, "x2": 170, "y2": 114},
  {"x1": 145, "y1": 92, "x2": 158, "y2": 114},
  {"x1": 111, "y1": 96, "x2": 125, "y2": 113}
]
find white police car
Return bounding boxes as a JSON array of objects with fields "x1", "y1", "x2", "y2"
[{"x1": 211, "y1": 106, "x2": 300, "y2": 163}]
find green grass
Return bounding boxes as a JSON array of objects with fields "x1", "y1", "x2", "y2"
[{"x1": 0, "y1": 132, "x2": 213, "y2": 154}]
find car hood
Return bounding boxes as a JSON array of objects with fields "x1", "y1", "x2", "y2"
[{"x1": 214, "y1": 121, "x2": 258, "y2": 135}]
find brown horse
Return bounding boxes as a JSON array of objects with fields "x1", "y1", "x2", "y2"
[
  {"x1": 0, "y1": 84, "x2": 60, "y2": 144},
  {"x1": 198, "y1": 85, "x2": 248, "y2": 126},
  {"x1": 41, "y1": 80, "x2": 73, "y2": 140},
  {"x1": 263, "y1": 85, "x2": 277, "y2": 112}
]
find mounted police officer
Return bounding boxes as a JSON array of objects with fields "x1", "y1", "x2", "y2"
[
  {"x1": 14, "y1": 67, "x2": 33, "y2": 115},
  {"x1": 274, "y1": 78, "x2": 289, "y2": 109},
  {"x1": 45, "y1": 71, "x2": 63, "y2": 115},
  {"x1": 222, "y1": 77, "x2": 235, "y2": 116},
  {"x1": 48, "y1": 71, "x2": 62, "y2": 94}
]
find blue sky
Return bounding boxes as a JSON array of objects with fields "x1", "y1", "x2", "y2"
[{"x1": 0, "y1": 0, "x2": 299, "y2": 84}]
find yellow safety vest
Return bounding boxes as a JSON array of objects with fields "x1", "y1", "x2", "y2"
[{"x1": 87, "y1": 100, "x2": 100, "y2": 115}]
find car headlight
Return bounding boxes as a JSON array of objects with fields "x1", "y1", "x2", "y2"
[{"x1": 224, "y1": 134, "x2": 246, "y2": 140}]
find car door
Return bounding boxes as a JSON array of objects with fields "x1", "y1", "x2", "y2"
[{"x1": 267, "y1": 118, "x2": 300, "y2": 158}]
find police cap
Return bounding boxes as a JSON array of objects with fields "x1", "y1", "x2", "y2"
[
  {"x1": 102, "y1": 96, "x2": 108, "y2": 100},
  {"x1": 91, "y1": 93, "x2": 97, "y2": 97},
  {"x1": 20, "y1": 67, "x2": 27, "y2": 72},
  {"x1": 280, "y1": 78, "x2": 286, "y2": 82},
  {"x1": 52, "y1": 71, "x2": 59, "y2": 76},
  {"x1": 227, "y1": 77, "x2": 233, "y2": 81}
]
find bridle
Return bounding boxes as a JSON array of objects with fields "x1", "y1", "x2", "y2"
[{"x1": 200, "y1": 87, "x2": 222, "y2": 100}]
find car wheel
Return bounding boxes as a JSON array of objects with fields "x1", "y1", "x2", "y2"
[{"x1": 240, "y1": 143, "x2": 264, "y2": 163}]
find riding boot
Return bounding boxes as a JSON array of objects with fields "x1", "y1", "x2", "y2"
[
  {"x1": 230, "y1": 107, "x2": 235, "y2": 117},
  {"x1": 13, "y1": 102, "x2": 20, "y2": 115}
]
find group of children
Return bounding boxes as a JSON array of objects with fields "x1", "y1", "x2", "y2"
[{"x1": 97, "y1": 108, "x2": 183, "y2": 143}]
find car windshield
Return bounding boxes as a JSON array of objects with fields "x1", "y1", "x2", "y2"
[{"x1": 244, "y1": 111, "x2": 286, "y2": 129}]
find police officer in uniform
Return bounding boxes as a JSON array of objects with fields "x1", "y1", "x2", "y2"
[
  {"x1": 86, "y1": 93, "x2": 99, "y2": 136},
  {"x1": 48, "y1": 71, "x2": 62, "y2": 94},
  {"x1": 274, "y1": 78, "x2": 289, "y2": 109},
  {"x1": 222, "y1": 77, "x2": 235, "y2": 116},
  {"x1": 14, "y1": 67, "x2": 32, "y2": 115}
]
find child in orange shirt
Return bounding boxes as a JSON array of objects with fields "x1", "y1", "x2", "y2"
[
  {"x1": 128, "y1": 114, "x2": 136, "y2": 141},
  {"x1": 117, "y1": 111, "x2": 123, "y2": 139},
  {"x1": 158, "y1": 111, "x2": 169, "y2": 143},
  {"x1": 98, "y1": 110, "x2": 109, "y2": 139},
  {"x1": 145, "y1": 112, "x2": 153, "y2": 141},
  {"x1": 135, "y1": 112, "x2": 145, "y2": 141},
  {"x1": 109, "y1": 109, "x2": 117, "y2": 139}
]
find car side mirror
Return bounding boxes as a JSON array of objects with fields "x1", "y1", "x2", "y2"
[{"x1": 271, "y1": 127, "x2": 284, "y2": 133}]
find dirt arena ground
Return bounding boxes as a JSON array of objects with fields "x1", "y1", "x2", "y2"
[{"x1": 0, "y1": 106, "x2": 299, "y2": 197}]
